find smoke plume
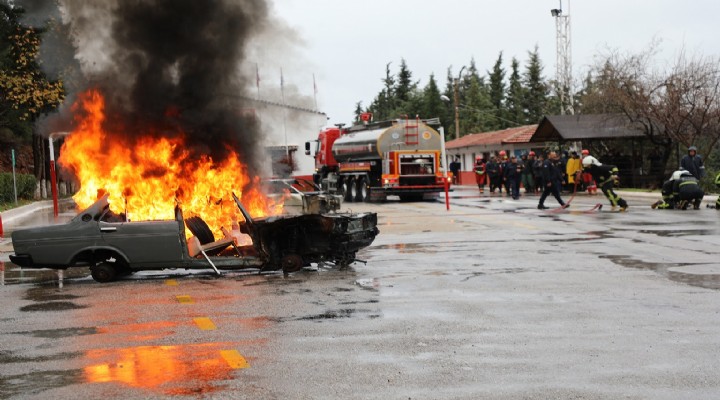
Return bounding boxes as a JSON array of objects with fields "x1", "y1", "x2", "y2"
[{"x1": 31, "y1": 0, "x2": 272, "y2": 173}]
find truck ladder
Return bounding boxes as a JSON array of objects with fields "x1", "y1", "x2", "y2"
[{"x1": 404, "y1": 116, "x2": 420, "y2": 145}]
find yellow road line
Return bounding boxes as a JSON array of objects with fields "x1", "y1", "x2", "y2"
[
  {"x1": 220, "y1": 349, "x2": 250, "y2": 369},
  {"x1": 193, "y1": 317, "x2": 217, "y2": 331},
  {"x1": 176, "y1": 295, "x2": 194, "y2": 304},
  {"x1": 165, "y1": 279, "x2": 178, "y2": 286}
]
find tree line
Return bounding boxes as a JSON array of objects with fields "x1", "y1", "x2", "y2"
[
  {"x1": 354, "y1": 47, "x2": 557, "y2": 139},
  {"x1": 354, "y1": 45, "x2": 720, "y2": 178}
]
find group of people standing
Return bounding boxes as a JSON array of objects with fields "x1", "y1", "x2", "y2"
[
  {"x1": 471, "y1": 149, "x2": 629, "y2": 211},
  {"x1": 468, "y1": 145, "x2": 718, "y2": 212}
]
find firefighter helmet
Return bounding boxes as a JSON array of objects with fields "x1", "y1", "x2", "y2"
[
  {"x1": 671, "y1": 170, "x2": 686, "y2": 180},
  {"x1": 499, "y1": 150, "x2": 506, "y2": 156},
  {"x1": 476, "y1": 155, "x2": 483, "y2": 161},
  {"x1": 688, "y1": 146, "x2": 697, "y2": 152},
  {"x1": 581, "y1": 149, "x2": 590, "y2": 156},
  {"x1": 582, "y1": 155, "x2": 601, "y2": 167},
  {"x1": 528, "y1": 151, "x2": 535, "y2": 156}
]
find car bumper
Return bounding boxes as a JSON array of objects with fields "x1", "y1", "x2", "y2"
[{"x1": 9, "y1": 254, "x2": 34, "y2": 268}]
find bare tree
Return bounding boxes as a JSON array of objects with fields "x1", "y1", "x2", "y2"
[{"x1": 580, "y1": 45, "x2": 720, "y2": 161}]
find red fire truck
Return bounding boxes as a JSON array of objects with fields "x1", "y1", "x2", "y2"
[{"x1": 305, "y1": 116, "x2": 450, "y2": 202}]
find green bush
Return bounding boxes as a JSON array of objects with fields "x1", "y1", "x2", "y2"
[{"x1": 0, "y1": 173, "x2": 37, "y2": 202}]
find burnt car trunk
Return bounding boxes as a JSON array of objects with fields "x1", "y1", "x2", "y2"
[{"x1": 233, "y1": 194, "x2": 379, "y2": 272}]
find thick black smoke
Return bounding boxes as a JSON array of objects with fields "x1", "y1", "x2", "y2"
[{"x1": 36, "y1": 0, "x2": 270, "y2": 172}]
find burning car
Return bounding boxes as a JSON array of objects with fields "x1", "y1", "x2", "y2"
[
  {"x1": 264, "y1": 178, "x2": 342, "y2": 214},
  {"x1": 10, "y1": 194, "x2": 378, "y2": 283}
]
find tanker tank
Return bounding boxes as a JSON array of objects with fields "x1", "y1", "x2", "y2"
[{"x1": 331, "y1": 121, "x2": 442, "y2": 163}]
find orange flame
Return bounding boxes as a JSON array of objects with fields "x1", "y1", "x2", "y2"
[{"x1": 60, "y1": 89, "x2": 277, "y2": 237}]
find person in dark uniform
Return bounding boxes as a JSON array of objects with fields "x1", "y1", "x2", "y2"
[
  {"x1": 673, "y1": 170, "x2": 704, "y2": 210},
  {"x1": 651, "y1": 174, "x2": 678, "y2": 210},
  {"x1": 532, "y1": 153, "x2": 545, "y2": 194},
  {"x1": 581, "y1": 155, "x2": 629, "y2": 211},
  {"x1": 521, "y1": 152, "x2": 536, "y2": 194},
  {"x1": 680, "y1": 146, "x2": 705, "y2": 179},
  {"x1": 449, "y1": 156, "x2": 461, "y2": 184},
  {"x1": 505, "y1": 155, "x2": 522, "y2": 200},
  {"x1": 486, "y1": 156, "x2": 501, "y2": 194},
  {"x1": 537, "y1": 151, "x2": 567, "y2": 209}
]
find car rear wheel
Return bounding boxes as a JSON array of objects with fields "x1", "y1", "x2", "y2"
[{"x1": 91, "y1": 262, "x2": 117, "y2": 283}]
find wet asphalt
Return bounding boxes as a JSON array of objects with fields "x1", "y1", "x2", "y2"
[{"x1": 1, "y1": 187, "x2": 719, "y2": 399}]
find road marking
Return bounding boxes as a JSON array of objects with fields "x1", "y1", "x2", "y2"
[
  {"x1": 165, "y1": 279, "x2": 178, "y2": 286},
  {"x1": 220, "y1": 349, "x2": 250, "y2": 369},
  {"x1": 193, "y1": 317, "x2": 217, "y2": 330},
  {"x1": 176, "y1": 295, "x2": 194, "y2": 304}
]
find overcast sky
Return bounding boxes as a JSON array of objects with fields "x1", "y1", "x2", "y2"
[{"x1": 264, "y1": 0, "x2": 720, "y2": 127}]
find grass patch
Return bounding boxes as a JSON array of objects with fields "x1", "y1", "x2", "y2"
[{"x1": 0, "y1": 198, "x2": 35, "y2": 212}]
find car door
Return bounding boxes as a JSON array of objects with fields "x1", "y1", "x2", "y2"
[{"x1": 98, "y1": 210, "x2": 183, "y2": 265}]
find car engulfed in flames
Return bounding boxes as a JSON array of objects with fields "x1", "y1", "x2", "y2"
[{"x1": 10, "y1": 193, "x2": 379, "y2": 282}]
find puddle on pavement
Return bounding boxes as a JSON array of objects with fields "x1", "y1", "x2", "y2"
[
  {"x1": 0, "y1": 350, "x2": 83, "y2": 364},
  {"x1": 82, "y1": 343, "x2": 242, "y2": 395},
  {"x1": 13, "y1": 327, "x2": 99, "y2": 339},
  {"x1": 636, "y1": 229, "x2": 720, "y2": 237},
  {"x1": 600, "y1": 255, "x2": 720, "y2": 290},
  {"x1": 24, "y1": 286, "x2": 81, "y2": 302},
  {"x1": 292, "y1": 308, "x2": 380, "y2": 321},
  {"x1": 20, "y1": 301, "x2": 88, "y2": 312},
  {"x1": 0, "y1": 369, "x2": 85, "y2": 399}
]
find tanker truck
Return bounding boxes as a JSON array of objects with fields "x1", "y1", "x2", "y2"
[{"x1": 305, "y1": 116, "x2": 451, "y2": 202}]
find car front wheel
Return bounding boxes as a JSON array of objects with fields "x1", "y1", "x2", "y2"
[{"x1": 91, "y1": 262, "x2": 117, "y2": 283}]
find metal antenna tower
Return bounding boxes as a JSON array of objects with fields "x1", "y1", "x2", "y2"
[{"x1": 551, "y1": 1, "x2": 573, "y2": 115}]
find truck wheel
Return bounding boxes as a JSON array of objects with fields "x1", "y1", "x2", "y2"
[
  {"x1": 343, "y1": 177, "x2": 355, "y2": 202},
  {"x1": 355, "y1": 178, "x2": 366, "y2": 202},
  {"x1": 91, "y1": 262, "x2": 117, "y2": 283}
]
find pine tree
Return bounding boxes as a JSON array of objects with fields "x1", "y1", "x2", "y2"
[
  {"x1": 487, "y1": 52, "x2": 506, "y2": 129},
  {"x1": 522, "y1": 45, "x2": 549, "y2": 124},
  {"x1": 505, "y1": 57, "x2": 525, "y2": 126},
  {"x1": 421, "y1": 73, "x2": 445, "y2": 122}
]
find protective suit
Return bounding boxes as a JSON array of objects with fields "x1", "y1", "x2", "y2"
[
  {"x1": 673, "y1": 170, "x2": 704, "y2": 210},
  {"x1": 582, "y1": 156, "x2": 628, "y2": 210}
]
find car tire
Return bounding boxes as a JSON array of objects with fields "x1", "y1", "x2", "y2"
[
  {"x1": 343, "y1": 177, "x2": 355, "y2": 202},
  {"x1": 186, "y1": 216, "x2": 215, "y2": 244},
  {"x1": 91, "y1": 262, "x2": 117, "y2": 283},
  {"x1": 281, "y1": 254, "x2": 304, "y2": 273}
]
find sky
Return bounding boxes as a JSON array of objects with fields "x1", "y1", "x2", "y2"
[{"x1": 262, "y1": 0, "x2": 720, "y2": 128}]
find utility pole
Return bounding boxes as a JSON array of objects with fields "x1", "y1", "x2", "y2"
[
  {"x1": 453, "y1": 66, "x2": 466, "y2": 140},
  {"x1": 551, "y1": 0, "x2": 573, "y2": 115}
]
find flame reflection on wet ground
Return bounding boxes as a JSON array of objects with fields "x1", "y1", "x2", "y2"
[{"x1": 83, "y1": 343, "x2": 246, "y2": 395}]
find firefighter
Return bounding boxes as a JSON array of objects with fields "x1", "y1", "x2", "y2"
[
  {"x1": 580, "y1": 149, "x2": 597, "y2": 194},
  {"x1": 499, "y1": 150, "x2": 511, "y2": 195},
  {"x1": 651, "y1": 172, "x2": 679, "y2": 210},
  {"x1": 474, "y1": 156, "x2": 486, "y2": 193},
  {"x1": 537, "y1": 151, "x2": 567, "y2": 209},
  {"x1": 673, "y1": 170, "x2": 704, "y2": 210},
  {"x1": 582, "y1": 155, "x2": 628, "y2": 211}
]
